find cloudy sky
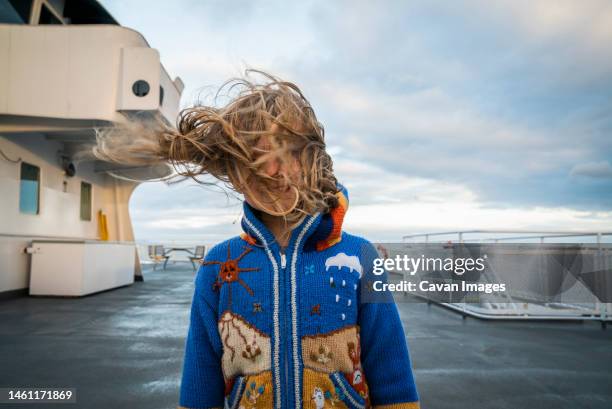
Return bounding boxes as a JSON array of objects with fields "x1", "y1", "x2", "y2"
[{"x1": 100, "y1": 0, "x2": 612, "y2": 244}]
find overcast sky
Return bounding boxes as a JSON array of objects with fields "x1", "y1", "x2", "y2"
[{"x1": 100, "y1": 0, "x2": 612, "y2": 244}]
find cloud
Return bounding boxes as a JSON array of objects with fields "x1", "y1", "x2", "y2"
[
  {"x1": 346, "y1": 201, "x2": 612, "y2": 242},
  {"x1": 570, "y1": 161, "x2": 612, "y2": 179},
  {"x1": 98, "y1": 0, "x2": 612, "y2": 243}
]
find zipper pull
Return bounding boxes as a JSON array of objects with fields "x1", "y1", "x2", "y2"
[{"x1": 280, "y1": 253, "x2": 287, "y2": 269}]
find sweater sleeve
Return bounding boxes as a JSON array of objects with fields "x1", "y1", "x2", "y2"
[
  {"x1": 358, "y1": 242, "x2": 420, "y2": 409},
  {"x1": 178, "y1": 256, "x2": 225, "y2": 409}
]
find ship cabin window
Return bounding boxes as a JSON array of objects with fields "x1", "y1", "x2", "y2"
[
  {"x1": 80, "y1": 182, "x2": 92, "y2": 221},
  {"x1": 0, "y1": 0, "x2": 26, "y2": 24},
  {"x1": 1, "y1": 0, "x2": 121, "y2": 25},
  {"x1": 0, "y1": 0, "x2": 30, "y2": 23},
  {"x1": 19, "y1": 162, "x2": 40, "y2": 215}
]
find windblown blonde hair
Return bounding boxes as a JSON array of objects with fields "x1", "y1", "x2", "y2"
[{"x1": 92, "y1": 69, "x2": 338, "y2": 227}]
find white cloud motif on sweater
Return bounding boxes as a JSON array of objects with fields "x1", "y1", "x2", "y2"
[{"x1": 325, "y1": 252, "x2": 363, "y2": 278}]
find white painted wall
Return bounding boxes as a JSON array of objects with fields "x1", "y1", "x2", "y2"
[
  {"x1": 0, "y1": 134, "x2": 104, "y2": 238},
  {"x1": 0, "y1": 134, "x2": 139, "y2": 292}
]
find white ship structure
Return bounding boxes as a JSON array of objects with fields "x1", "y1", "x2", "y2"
[{"x1": 0, "y1": 0, "x2": 183, "y2": 296}]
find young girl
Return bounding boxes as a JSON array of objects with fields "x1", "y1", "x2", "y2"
[{"x1": 95, "y1": 71, "x2": 419, "y2": 409}]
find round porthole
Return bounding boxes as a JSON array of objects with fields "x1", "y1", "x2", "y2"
[{"x1": 132, "y1": 80, "x2": 150, "y2": 97}]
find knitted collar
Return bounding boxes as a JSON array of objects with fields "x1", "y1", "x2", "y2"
[{"x1": 240, "y1": 184, "x2": 349, "y2": 252}]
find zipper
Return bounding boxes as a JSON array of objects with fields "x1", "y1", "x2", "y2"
[{"x1": 280, "y1": 252, "x2": 289, "y2": 408}]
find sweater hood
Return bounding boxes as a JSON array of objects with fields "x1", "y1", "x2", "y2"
[{"x1": 240, "y1": 183, "x2": 349, "y2": 252}]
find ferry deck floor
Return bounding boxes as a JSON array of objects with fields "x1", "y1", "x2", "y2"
[{"x1": 1, "y1": 263, "x2": 611, "y2": 409}]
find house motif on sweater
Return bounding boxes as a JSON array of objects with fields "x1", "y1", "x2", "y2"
[{"x1": 179, "y1": 185, "x2": 420, "y2": 409}]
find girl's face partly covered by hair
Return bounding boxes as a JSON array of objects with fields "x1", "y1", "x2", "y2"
[
  {"x1": 93, "y1": 70, "x2": 338, "y2": 226},
  {"x1": 242, "y1": 126, "x2": 303, "y2": 217}
]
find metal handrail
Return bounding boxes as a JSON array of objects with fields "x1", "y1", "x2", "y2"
[
  {"x1": 400, "y1": 229, "x2": 612, "y2": 325},
  {"x1": 402, "y1": 230, "x2": 612, "y2": 244}
]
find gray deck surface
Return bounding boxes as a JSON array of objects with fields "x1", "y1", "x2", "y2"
[{"x1": 1, "y1": 264, "x2": 611, "y2": 409}]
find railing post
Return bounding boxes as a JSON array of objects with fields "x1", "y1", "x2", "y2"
[{"x1": 597, "y1": 232, "x2": 602, "y2": 247}]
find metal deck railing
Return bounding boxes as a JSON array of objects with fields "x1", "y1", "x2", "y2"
[
  {"x1": 402, "y1": 229, "x2": 612, "y2": 244},
  {"x1": 398, "y1": 230, "x2": 612, "y2": 326}
]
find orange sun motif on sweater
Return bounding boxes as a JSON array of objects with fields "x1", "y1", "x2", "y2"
[{"x1": 203, "y1": 244, "x2": 259, "y2": 308}]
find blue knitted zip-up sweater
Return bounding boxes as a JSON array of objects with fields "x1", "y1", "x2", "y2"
[{"x1": 179, "y1": 185, "x2": 419, "y2": 409}]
